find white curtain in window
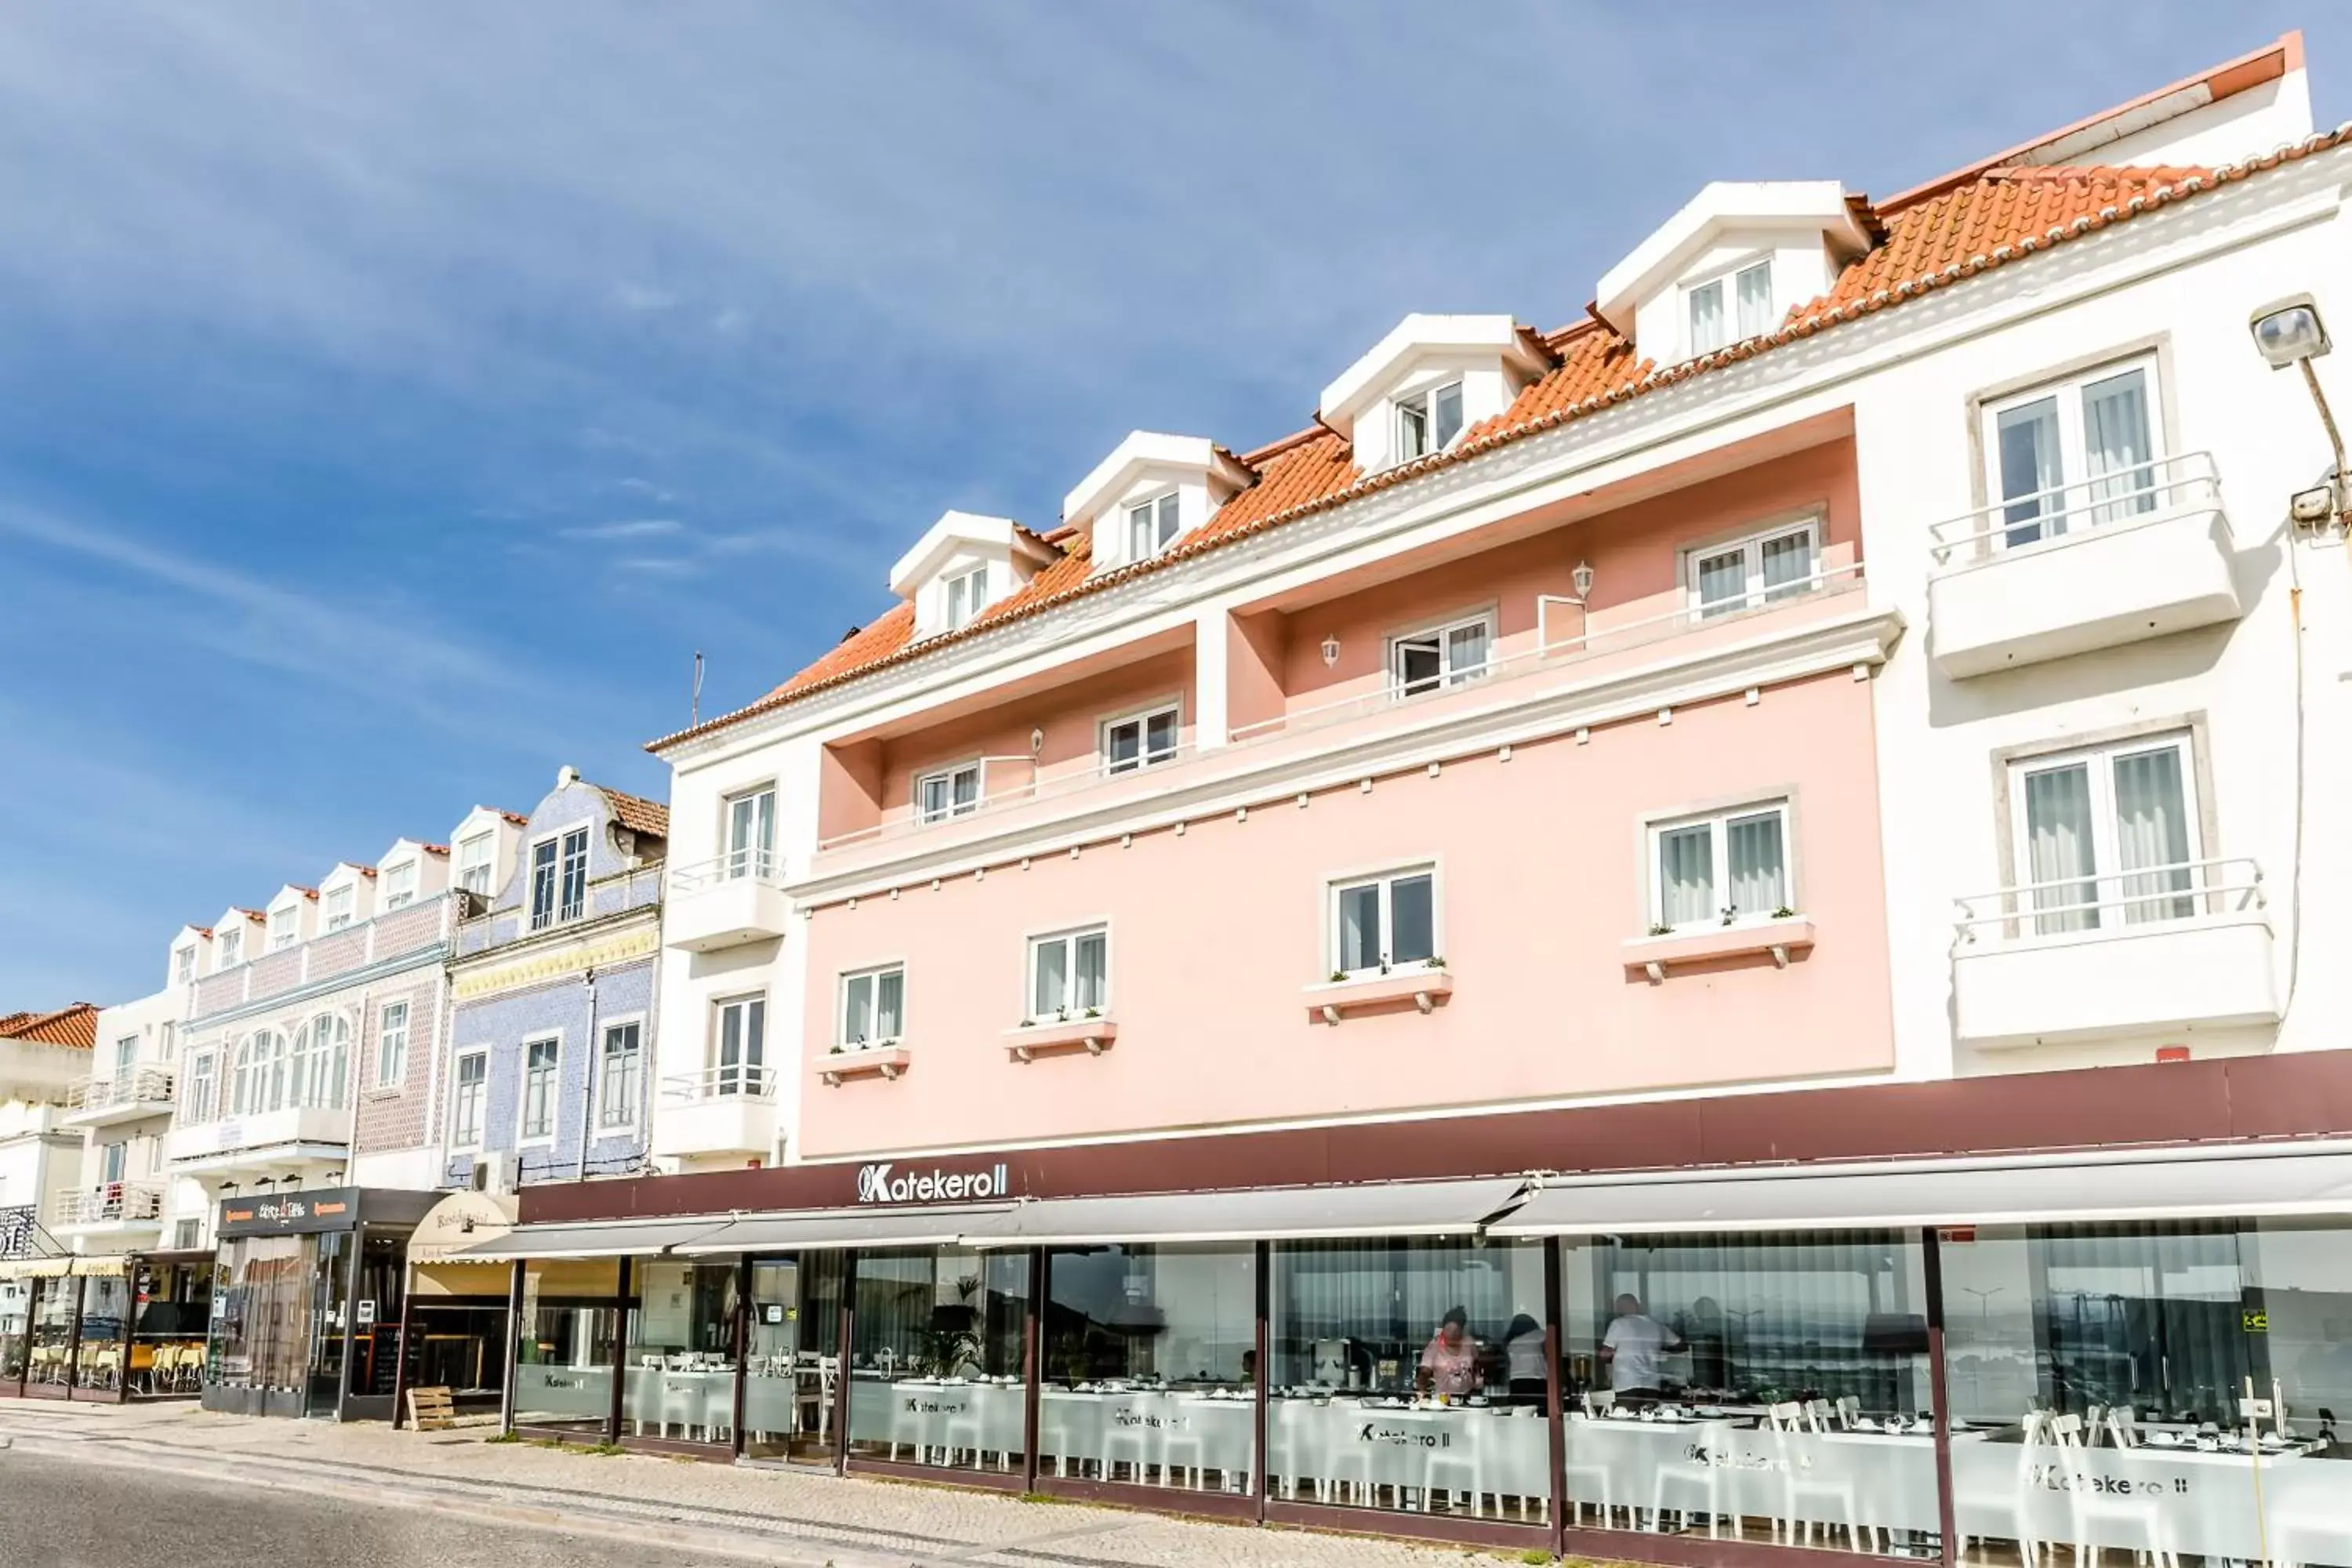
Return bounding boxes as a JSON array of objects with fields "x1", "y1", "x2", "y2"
[
  {"x1": 1658, "y1": 825, "x2": 1715, "y2": 927},
  {"x1": 1695, "y1": 550, "x2": 1747, "y2": 617},
  {"x1": 1726, "y1": 812, "x2": 1787, "y2": 916},
  {"x1": 1431, "y1": 383, "x2": 1465, "y2": 449},
  {"x1": 1688, "y1": 279, "x2": 1725, "y2": 355},
  {"x1": 1735, "y1": 263, "x2": 1773, "y2": 338},
  {"x1": 2111, "y1": 746, "x2": 2193, "y2": 923},
  {"x1": 1444, "y1": 622, "x2": 1490, "y2": 683},
  {"x1": 2083, "y1": 368, "x2": 2156, "y2": 525},
  {"x1": 1074, "y1": 932, "x2": 1107, "y2": 1010},
  {"x1": 1996, "y1": 397, "x2": 2063, "y2": 547},
  {"x1": 1033, "y1": 940, "x2": 1068, "y2": 1016},
  {"x1": 2023, "y1": 764, "x2": 2099, "y2": 934},
  {"x1": 1338, "y1": 884, "x2": 1381, "y2": 971},
  {"x1": 844, "y1": 976, "x2": 874, "y2": 1044},
  {"x1": 1759, "y1": 532, "x2": 1815, "y2": 601},
  {"x1": 876, "y1": 971, "x2": 904, "y2": 1037},
  {"x1": 1389, "y1": 875, "x2": 1435, "y2": 964}
]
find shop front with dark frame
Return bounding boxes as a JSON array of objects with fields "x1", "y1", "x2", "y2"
[
  {"x1": 468, "y1": 1051, "x2": 2352, "y2": 1567},
  {"x1": 0, "y1": 1250, "x2": 215, "y2": 1403}
]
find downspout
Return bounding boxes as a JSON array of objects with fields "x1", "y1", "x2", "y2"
[
  {"x1": 425, "y1": 902, "x2": 452, "y2": 1187},
  {"x1": 575, "y1": 968, "x2": 599, "y2": 1182},
  {"x1": 343, "y1": 982, "x2": 370, "y2": 1186}
]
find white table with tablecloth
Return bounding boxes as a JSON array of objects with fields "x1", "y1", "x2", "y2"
[
  {"x1": 848, "y1": 1376, "x2": 1027, "y2": 1468},
  {"x1": 1269, "y1": 1399, "x2": 1551, "y2": 1515}
]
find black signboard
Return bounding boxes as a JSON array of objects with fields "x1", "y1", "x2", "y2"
[
  {"x1": 0, "y1": 1203, "x2": 37, "y2": 1260},
  {"x1": 216, "y1": 1187, "x2": 440, "y2": 1238}
]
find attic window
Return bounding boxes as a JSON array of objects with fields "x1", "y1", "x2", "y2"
[
  {"x1": 1396, "y1": 382, "x2": 1465, "y2": 461},
  {"x1": 944, "y1": 564, "x2": 989, "y2": 631},
  {"x1": 1125, "y1": 493, "x2": 1181, "y2": 561},
  {"x1": 1688, "y1": 260, "x2": 1773, "y2": 356}
]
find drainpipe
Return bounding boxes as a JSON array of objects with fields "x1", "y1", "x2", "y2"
[{"x1": 575, "y1": 969, "x2": 598, "y2": 1182}]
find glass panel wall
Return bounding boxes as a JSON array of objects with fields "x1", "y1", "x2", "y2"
[
  {"x1": 0, "y1": 1277, "x2": 29, "y2": 1384},
  {"x1": 72, "y1": 1275, "x2": 129, "y2": 1392},
  {"x1": 622, "y1": 1258, "x2": 739, "y2": 1445},
  {"x1": 1040, "y1": 1243, "x2": 1255, "y2": 1493},
  {"x1": 514, "y1": 1257, "x2": 620, "y2": 1433},
  {"x1": 1562, "y1": 1230, "x2": 1940, "y2": 1553},
  {"x1": 1269, "y1": 1237, "x2": 1550, "y2": 1522},
  {"x1": 25, "y1": 1276, "x2": 79, "y2": 1388},
  {"x1": 744, "y1": 1253, "x2": 848, "y2": 1463},
  {"x1": 847, "y1": 1247, "x2": 1027, "y2": 1473},
  {"x1": 209, "y1": 1236, "x2": 315, "y2": 1398},
  {"x1": 131, "y1": 1261, "x2": 212, "y2": 1397},
  {"x1": 1940, "y1": 1219, "x2": 2352, "y2": 1568}
]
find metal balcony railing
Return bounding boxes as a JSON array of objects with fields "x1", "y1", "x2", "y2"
[
  {"x1": 669, "y1": 850, "x2": 789, "y2": 895},
  {"x1": 49, "y1": 1181, "x2": 166, "y2": 1227},
  {"x1": 1952, "y1": 856, "x2": 2264, "y2": 948},
  {"x1": 65, "y1": 1066, "x2": 176, "y2": 1112},
  {"x1": 659, "y1": 1064, "x2": 779, "y2": 1103},
  {"x1": 1927, "y1": 450, "x2": 2222, "y2": 568}
]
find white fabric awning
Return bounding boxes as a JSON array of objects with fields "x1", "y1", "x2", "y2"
[
  {"x1": 962, "y1": 1178, "x2": 1530, "y2": 1248},
  {"x1": 453, "y1": 1216, "x2": 734, "y2": 1261},
  {"x1": 1489, "y1": 1150, "x2": 2352, "y2": 1237},
  {"x1": 673, "y1": 1206, "x2": 1014, "y2": 1255}
]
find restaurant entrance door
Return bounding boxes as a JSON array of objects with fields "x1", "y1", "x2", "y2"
[{"x1": 742, "y1": 1254, "x2": 846, "y2": 1465}]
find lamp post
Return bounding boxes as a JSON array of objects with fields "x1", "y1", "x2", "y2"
[{"x1": 2249, "y1": 294, "x2": 2347, "y2": 524}]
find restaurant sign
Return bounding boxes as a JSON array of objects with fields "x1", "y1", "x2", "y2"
[
  {"x1": 0, "y1": 1203, "x2": 37, "y2": 1261},
  {"x1": 855, "y1": 1160, "x2": 1010, "y2": 1205}
]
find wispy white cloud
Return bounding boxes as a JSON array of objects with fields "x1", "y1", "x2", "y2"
[{"x1": 560, "y1": 517, "x2": 684, "y2": 540}]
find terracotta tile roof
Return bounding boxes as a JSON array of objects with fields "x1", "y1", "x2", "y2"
[
  {"x1": 0, "y1": 1003, "x2": 100, "y2": 1051},
  {"x1": 648, "y1": 120, "x2": 2351, "y2": 752},
  {"x1": 499, "y1": 810, "x2": 529, "y2": 828},
  {"x1": 231, "y1": 908, "x2": 266, "y2": 923},
  {"x1": 592, "y1": 783, "x2": 670, "y2": 840}
]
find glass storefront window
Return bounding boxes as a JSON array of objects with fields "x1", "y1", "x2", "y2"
[
  {"x1": 514, "y1": 1257, "x2": 621, "y2": 1433},
  {"x1": 26, "y1": 1276, "x2": 79, "y2": 1388},
  {"x1": 847, "y1": 1247, "x2": 1028, "y2": 1473},
  {"x1": 1269, "y1": 1237, "x2": 1550, "y2": 1520},
  {"x1": 72, "y1": 1275, "x2": 129, "y2": 1391},
  {"x1": 1563, "y1": 1230, "x2": 1940, "y2": 1552},
  {"x1": 1941, "y1": 1220, "x2": 2352, "y2": 1568},
  {"x1": 210, "y1": 1236, "x2": 315, "y2": 1396},
  {"x1": 744, "y1": 1254, "x2": 847, "y2": 1463},
  {"x1": 1, "y1": 1278, "x2": 30, "y2": 1382},
  {"x1": 622, "y1": 1258, "x2": 739, "y2": 1445},
  {"x1": 1040, "y1": 1243, "x2": 1255, "y2": 1493},
  {"x1": 131, "y1": 1262, "x2": 213, "y2": 1397}
]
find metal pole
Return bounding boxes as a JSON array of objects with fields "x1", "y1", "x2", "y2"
[
  {"x1": 833, "y1": 1250, "x2": 855, "y2": 1475},
  {"x1": 1544, "y1": 1237, "x2": 1568, "y2": 1558},
  {"x1": 499, "y1": 1258, "x2": 522, "y2": 1434},
  {"x1": 731, "y1": 1254, "x2": 750, "y2": 1458},
  {"x1": 575, "y1": 971, "x2": 598, "y2": 1183},
  {"x1": 1022, "y1": 1247, "x2": 1043, "y2": 1494},
  {"x1": 1252, "y1": 1241, "x2": 1269, "y2": 1522},
  {"x1": 606, "y1": 1255, "x2": 629, "y2": 1443},
  {"x1": 2299, "y1": 359, "x2": 2352, "y2": 522},
  {"x1": 1922, "y1": 1227, "x2": 1959, "y2": 1568},
  {"x1": 339, "y1": 1229, "x2": 362, "y2": 1421}
]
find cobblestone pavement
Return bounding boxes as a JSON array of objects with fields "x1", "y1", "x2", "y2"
[{"x1": 0, "y1": 1401, "x2": 1560, "y2": 1568}]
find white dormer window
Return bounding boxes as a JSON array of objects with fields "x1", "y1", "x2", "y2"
[
  {"x1": 1686, "y1": 259, "x2": 1773, "y2": 357},
  {"x1": 943, "y1": 564, "x2": 989, "y2": 631},
  {"x1": 1396, "y1": 381, "x2": 1465, "y2": 462},
  {"x1": 324, "y1": 886, "x2": 354, "y2": 931},
  {"x1": 383, "y1": 861, "x2": 418, "y2": 910},
  {"x1": 269, "y1": 908, "x2": 298, "y2": 950},
  {"x1": 457, "y1": 831, "x2": 495, "y2": 895},
  {"x1": 217, "y1": 927, "x2": 244, "y2": 970},
  {"x1": 1125, "y1": 493, "x2": 1181, "y2": 561},
  {"x1": 174, "y1": 946, "x2": 196, "y2": 985}
]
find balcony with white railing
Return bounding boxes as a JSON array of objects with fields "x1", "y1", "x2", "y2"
[
  {"x1": 62, "y1": 1065, "x2": 177, "y2": 1127},
  {"x1": 48, "y1": 1181, "x2": 166, "y2": 1235},
  {"x1": 1951, "y1": 857, "x2": 2279, "y2": 1049},
  {"x1": 164, "y1": 1102, "x2": 351, "y2": 1178},
  {"x1": 663, "y1": 851, "x2": 791, "y2": 953},
  {"x1": 1926, "y1": 452, "x2": 2241, "y2": 678},
  {"x1": 648, "y1": 1065, "x2": 779, "y2": 1160},
  {"x1": 809, "y1": 560, "x2": 1882, "y2": 880}
]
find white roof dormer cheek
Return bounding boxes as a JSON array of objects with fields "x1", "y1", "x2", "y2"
[
  {"x1": 890, "y1": 510, "x2": 1059, "y2": 640},
  {"x1": 1062, "y1": 433, "x2": 1254, "y2": 573},
  {"x1": 1596, "y1": 182, "x2": 1871, "y2": 363},
  {"x1": 1319, "y1": 315, "x2": 1550, "y2": 475}
]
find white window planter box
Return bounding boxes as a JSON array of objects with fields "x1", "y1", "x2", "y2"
[
  {"x1": 815, "y1": 1043, "x2": 912, "y2": 1087},
  {"x1": 1620, "y1": 916, "x2": 1815, "y2": 982},
  {"x1": 1303, "y1": 967, "x2": 1454, "y2": 1024},
  {"x1": 1003, "y1": 1018, "x2": 1118, "y2": 1062}
]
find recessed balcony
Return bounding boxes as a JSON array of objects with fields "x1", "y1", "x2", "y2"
[
  {"x1": 1951, "y1": 858, "x2": 2279, "y2": 1048},
  {"x1": 48, "y1": 1181, "x2": 166, "y2": 1236},
  {"x1": 666, "y1": 855, "x2": 792, "y2": 952},
  {"x1": 1926, "y1": 452, "x2": 2241, "y2": 679},
  {"x1": 62, "y1": 1065, "x2": 177, "y2": 1127},
  {"x1": 649, "y1": 1066, "x2": 779, "y2": 1159}
]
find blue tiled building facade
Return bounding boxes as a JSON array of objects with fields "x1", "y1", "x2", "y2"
[{"x1": 442, "y1": 768, "x2": 669, "y2": 1189}]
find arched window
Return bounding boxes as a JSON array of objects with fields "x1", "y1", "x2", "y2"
[
  {"x1": 233, "y1": 1029, "x2": 289, "y2": 1116},
  {"x1": 230, "y1": 1034, "x2": 257, "y2": 1116},
  {"x1": 289, "y1": 1022, "x2": 315, "y2": 1108},
  {"x1": 292, "y1": 1013, "x2": 349, "y2": 1108}
]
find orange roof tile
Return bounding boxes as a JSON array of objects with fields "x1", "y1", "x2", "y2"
[
  {"x1": 589, "y1": 782, "x2": 670, "y2": 840},
  {"x1": 648, "y1": 111, "x2": 2349, "y2": 752},
  {"x1": 0, "y1": 1003, "x2": 100, "y2": 1051}
]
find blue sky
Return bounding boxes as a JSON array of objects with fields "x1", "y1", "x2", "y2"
[{"x1": 1, "y1": 3, "x2": 2341, "y2": 1007}]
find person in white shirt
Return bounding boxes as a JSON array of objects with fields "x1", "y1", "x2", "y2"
[{"x1": 1599, "y1": 1294, "x2": 1685, "y2": 1398}]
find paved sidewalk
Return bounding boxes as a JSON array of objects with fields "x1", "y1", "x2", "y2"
[{"x1": 0, "y1": 1400, "x2": 1566, "y2": 1568}]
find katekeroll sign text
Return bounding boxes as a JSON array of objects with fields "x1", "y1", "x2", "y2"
[{"x1": 856, "y1": 1162, "x2": 1008, "y2": 1204}]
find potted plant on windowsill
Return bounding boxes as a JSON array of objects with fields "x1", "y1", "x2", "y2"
[
  {"x1": 816, "y1": 1036, "x2": 911, "y2": 1086},
  {"x1": 1302, "y1": 959, "x2": 1454, "y2": 1024},
  {"x1": 1620, "y1": 908, "x2": 1817, "y2": 981},
  {"x1": 1003, "y1": 1011, "x2": 1118, "y2": 1062}
]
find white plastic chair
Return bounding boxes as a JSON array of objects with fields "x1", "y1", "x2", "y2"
[
  {"x1": 1649, "y1": 1417, "x2": 1733, "y2": 1537},
  {"x1": 1956, "y1": 1410, "x2": 2050, "y2": 1566},
  {"x1": 1768, "y1": 1401, "x2": 1869, "y2": 1552},
  {"x1": 1421, "y1": 1413, "x2": 1484, "y2": 1516},
  {"x1": 2051, "y1": 1413, "x2": 2176, "y2": 1568}
]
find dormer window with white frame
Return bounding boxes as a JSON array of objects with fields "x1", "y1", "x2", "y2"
[
  {"x1": 324, "y1": 885, "x2": 355, "y2": 931},
  {"x1": 943, "y1": 564, "x2": 989, "y2": 630},
  {"x1": 216, "y1": 926, "x2": 244, "y2": 971},
  {"x1": 268, "y1": 906, "x2": 299, "y2": 951},
  {"x1": 890, "y1": 510, "x2": 1058, "y2": 641},
  {"x1": 1395, "y1": 380, "x2": 1465, "y2": 462},
  {"x1": 1594, "y1": 183, "x2": 1871, "y2": 366},
  {"x1": 1125, "y1": 492, "x2": 1181, "y2": 561},
  {"x1": 383, "y1": 860, "x2": 418, "y2": 910},
  {"x1": 1063, "y1": 433, "x2": 1254, "y2": 575},
  {"x1": 174, "y1": 945, "x2": 197, "y2": 985},
  {"x1": 1685, "y1": 257, "x2": 1775, "y2": 358}
]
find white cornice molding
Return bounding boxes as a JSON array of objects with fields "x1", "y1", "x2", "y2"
[
  {"x1": 663, "y1": 149, "x2": 2346, "y2": 771},
  {"x1": 786, "y1": 603, "x2": 1905, "y2": 905}
]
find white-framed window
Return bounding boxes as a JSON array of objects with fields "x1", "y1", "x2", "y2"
[
  {"x1": 2009, "y1": 731, "x2": 2198, "y2": 936},
  {"x1": 457, "y1": 832, "x2": 496, "y2": 896},
  {"x1": 915, "y1": 760, "x2": 982, "y2": 825},
  {"x1": 1395, "y1": 380, "x2": 1465, "y2": 462},
  {"x1": 324, "y1": 885, "x2": 355, "y2": 931},
  {"x1": 1687, "y1": 257, "x2": 1774, "y2": 357},
  {"x1": 174, "y1": 946, "x2": 196, "y2": 985},
  {"x1": 267, "y1": 906, "x2": 299, "y2": 951},
  {"x1": 559, "y1": 826, "x2": 589, "y2": 920},
  {"x1": 100, "y1": 1141, "x2": 128, "y2": 1185},
  {"x1": 450, "y1": 1049, "x2": 488, "y2": 1151},
  {"x1": 1685, "y1": 517, "x2": 1820, "y2": 621},
  {"x1": 713, "y1": 994, "x2": 767, "y2": 1098},
  {"x1": 519, "y1": 1036, "x2": 560, "y2": 1143},
  {"x1": 289, "y1": 1012, "x2": 349, "y2": 1109},
  {"x1": 596, "y1": 1021, "x2": 642, "y2": 1131},
  {"x1": 724, "y1": 786, "x2": 777, "y2": 880},
  {"x1": 1027, "y1": 925, "x2": 1109, "y2": 1020},
  {"x1": 375, "y1": 1000, "x2": 409, "y2": 1089},
  {"x1": 1100, "y1": 702, "x2": 1180, "y2": 775},
  {"x1": 1328, "y1": 866, "x2": 1439, "y2": 978},
  {"x1": 216, "y1": 927, "x2": 243, "y2": 971},
  {"x1": 231, "y1": 1028, "x2": 286, "y2": 1116},
  {"x1": 1388, "y1": 610, "x2": 1494, "y2": 697},
  {"x1": 183, "y1": 1052, "x2": 218, "y2": 1124},
  {"x1": 383, "y1": 861, "x2": 419, "y2": 911},
  {"x1": 943, "y1": 564, "x2": 989, "y2": 630},
  {"x1": 1650, "y1": 800, "x2": 1793, "y2": 932},
  {"x1": 158, "y1": 1022, "x2": 175, "y2": 1062},
  {"x1": 837, "y1": 965, "x2": 906, "y2": 1049},
  {"x1": 528, "y1": 826, "x2": 591, "y2": 929},
  {"x1": 113, "y1": 1034, "x2": 138, "y2": 1080},
  {"x1": 1125, "y1": 492, "x2": 1182, "y2": 561},
  {"x1": 1984, "y1": 354, "x2": 2161, "y2": 548}
]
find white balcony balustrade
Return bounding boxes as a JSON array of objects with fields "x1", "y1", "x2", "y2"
[
  {"x1": 1926, "y1": 452, "x2": 2241, "y2": 678},
  {"x1": 49, "y1": 1181, "x2": 166, "y2": 1231},
  {"x1": 1951, "y1": 857, "x2": 2279, "y2": 1048},
  {"x1": 62, "y1": 1065, "x2": 177, "y2": 1127},
  {"x1": 164, "y1": 1102, "x2": 352, "y2": 1177},
  {"x1": 665, "y1": 851, "x2": 792, "y2": 952},
  {"x1": 649, "y1": 1064, "x2": 779, "y2": 1160}
]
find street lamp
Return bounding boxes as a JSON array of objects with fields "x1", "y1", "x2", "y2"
[{"x1": 2249, "y1": 294, "x2": 2347, "y2": 523}]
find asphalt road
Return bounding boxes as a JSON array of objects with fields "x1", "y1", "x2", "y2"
[{"x1": 0, "y1": 1448, "x2": 755, "y2": 1568}]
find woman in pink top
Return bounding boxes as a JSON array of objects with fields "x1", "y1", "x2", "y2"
[{"x1": 1417, "y1": 1305, "x2": 1480, "y2": 1398}]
